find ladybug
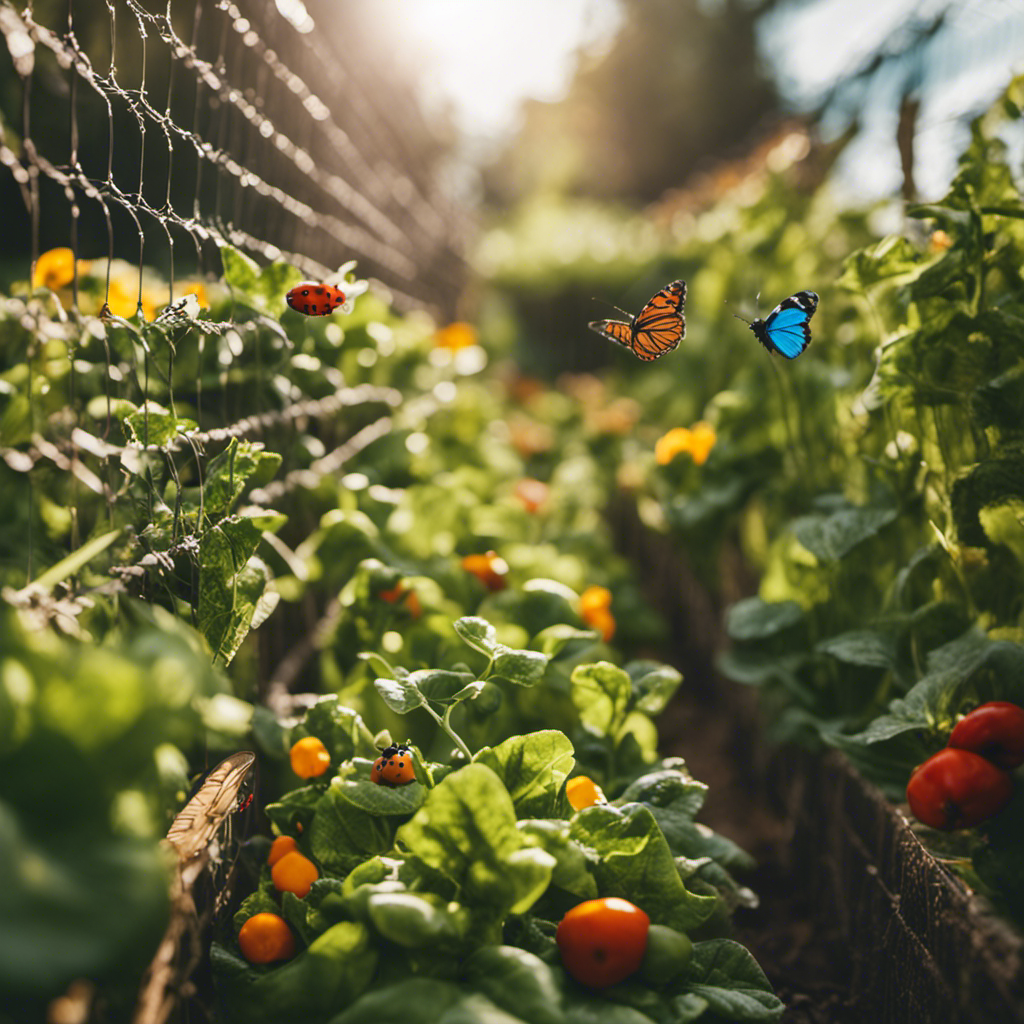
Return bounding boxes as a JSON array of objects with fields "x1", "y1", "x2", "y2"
[
  {"x1": 286, "y1": 281, "x2": 347, "y2": 316},
  {"x1": 370, "y1": 744, "x2": 416, "y2": 786}
]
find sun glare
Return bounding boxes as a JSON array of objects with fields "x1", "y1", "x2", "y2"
[{"x1": 386, "y1": 0, "x2": 620, "y2": 139}]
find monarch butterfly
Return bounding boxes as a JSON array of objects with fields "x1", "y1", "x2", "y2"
[
  {"x1": 745, "y1": 291, "x2": 818, "y2": 359},
  {"x1": 588, "y1": 280, "x2": 686, "y2": 361},
  {"x1": 165, "y1": 751, "x2": 256, "y2": 861}
]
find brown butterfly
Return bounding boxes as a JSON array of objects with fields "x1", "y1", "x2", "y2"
[{"x1": 588, "y1": 280, "x2": 686, "y2": 361}]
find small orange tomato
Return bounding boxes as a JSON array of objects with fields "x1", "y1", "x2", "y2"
[
  {"x1": 238, "y1": 912, "x2": 296, "y2": 964},
  {"x1": 580, "y1": 585, "x2": 612, "y2": 616},
  {"x1": 566, "y1": 776, "x2": 607, "y2": 811},
  {"x1": 514, "y1": 478, "x2": 549, "y2": 514},
  {"x1": 271, "y1": 850, "x2": 319, "y2": 897},
  {"x1": 461, "y1": 551, "x2": 509, "y2": 592},
  {"x1": 290, "y1": 736, "x2": 331, "y2": 779},
  {"x1": 267, "y1": 835, "x2": 299, "y2": 867},
  {"x1": 556, "y1": 897, "x2": 650, "y2": 988}
]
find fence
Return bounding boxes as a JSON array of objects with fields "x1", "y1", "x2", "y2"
[{"x1": 0, "y1": 0, "x2": 469, "y2": 318}]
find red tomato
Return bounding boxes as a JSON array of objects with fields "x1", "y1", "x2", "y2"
[
  {"x1": 370, "y1": 745, "x2": 416, "y2": 786},
  {"x1": 556, "y1": 897, "x2": 650, "y2": 988},
  {"x1": 948, "y1": 701, "x2": 1024, "y2": 769},
  {"x1": 906, "y1": 747, "x2": 1013, "y2": 830},
  {"x1": 286, "y1": 281, "x2": 346, "y2": 316}
]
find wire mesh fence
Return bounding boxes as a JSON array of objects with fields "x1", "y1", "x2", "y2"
[
  {"x1": 0, "y1": 0, "x2": 469, "y2": 318},
  {"x1": 0, "y1": 0, "x2": 471, "y2": 662}
]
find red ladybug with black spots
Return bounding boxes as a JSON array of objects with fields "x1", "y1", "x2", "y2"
[
  {"x1": 370, "y1": 744, "x2": 416, "y2": 786},
  {"x1": 286, "y1": 281, "x2": 347, "y2": 316}
]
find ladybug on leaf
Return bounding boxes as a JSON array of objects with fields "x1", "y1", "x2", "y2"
[
  {"x1": 370, "y1": 744, "x2": 416, "y2": 786},
  {"x1": 286, "y1": 281, "x2": 347, "y2": 316}
]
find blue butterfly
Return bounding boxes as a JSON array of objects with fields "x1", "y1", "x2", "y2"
[{"x1": 747, "y1": 290, "x2": 819, "y2": 359}]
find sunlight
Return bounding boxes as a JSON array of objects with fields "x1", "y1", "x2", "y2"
[{"x1": 386, "y1": 0, "x2": 621, "y2": 138}]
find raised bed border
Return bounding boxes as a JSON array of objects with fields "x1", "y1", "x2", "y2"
[{"x1": 607, "y1": 493, "x2": 1024, "y2": 1024}]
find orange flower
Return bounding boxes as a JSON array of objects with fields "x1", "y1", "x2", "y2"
[
  {"x1": 462, "y1": 551, "x2": 509, "y2": 591},
  {"x1": 434, "y1": 321, "x2": 478, "y2": 350},
  {"x1": 514, "y1": 477, "x2": 549, "y2": 514},
  {"x1": 580, "y1": 586, "x2": 615, "y2": 641},
  {"x1": 654, "y1": 422, "x2": 716, "y2": 466},
  {"x1": 566, "y1": 775, "x2": 608, "y2": 810},
  {"x1": 930, "y1": 229, "x2": 953, "y2": 252},
  {"x1": 32, "y1": 248, "x2": 77, "y2": 290},
  {"x1": 588, "y1": 398, "x2": 640, "y2": 436},
  {"x1": 379, "y1": 583, "x2": 422, "y2": 618},
  {"x1": 508, "y1": 415, "x2": 554, "y2": 457}
]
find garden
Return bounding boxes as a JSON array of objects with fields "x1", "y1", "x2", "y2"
[{"x1": 2, "y1": 1, "x2": 1024, "y2": 1023}]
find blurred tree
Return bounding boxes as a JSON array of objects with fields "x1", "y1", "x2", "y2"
[{"x1": 484, "y1": 0, "x2": 780, "y2": 205}]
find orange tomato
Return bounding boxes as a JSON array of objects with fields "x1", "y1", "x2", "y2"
[
  {"x1": 461, "y1": 551, "x2": 509, "y2": 592},
  {"x1": 566, "y1": 776, "x2": 607, "y2": 810},
  {"x1": 556, "y1": 898, "x2": 649, "y2": 988},
  {"x1": 271, "y1": 851, "x2": 319, "y2": 898},
  {"x1": 267, "y1": 835, "x2": 299, "y2": 867},
  {"x1": 237, "y1": 912, "x2": 296, "y2": 964},
  {"x1": 289, "y1": 736, "x2": 331, "y2": 779}
]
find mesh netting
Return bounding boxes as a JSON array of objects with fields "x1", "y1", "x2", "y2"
[{"x1": 0, "y1": 0, "x2": 468, "y2": 316}]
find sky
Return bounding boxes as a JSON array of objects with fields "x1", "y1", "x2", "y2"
[{"x1": 380, "y1": 0, "x2": 1024, "y2": 202}]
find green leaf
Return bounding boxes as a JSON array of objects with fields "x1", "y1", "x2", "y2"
[
  {"x1": 203, "y1": 438, "x2": 283, "y2": 522},
  {"x1": 791, "y1": 505, "x2": 897, "y2": 563},
  {"x1": 32, "y1": 528, "x2": 121, "y2": 592},
  {"x1": 310, "y1": 785, "x2": 397, "y2": 873},
  {"x1": 816, "y1": 630, "x2": 897, "y2": 669},
  {"x1": 410, "y1": 668, "x2": 477, "y2": 705},
  {"x1": 626, "y1": 661, "x2": 683, "y2": 716},
  {"x1": 331, "y1": 775, "x2": 425, "y2": 816},
  {"x1": 374, "y1": 677, "x2": 425, "y2": 715},
  {"x1": 464, "y1": 946, "x2": 565, "y2": 1024},
  {"x1": 856, "y1": 630, "x2": 1024, "y2": 743},
  {"x1": 725, "y1": 599, "x2": 803, "y2": 643},
  {"x1": 327, "y1": 979, "x2": 522, "y2": 1024},
  {"x1": 396, "y1": 764, "x2": 555, "y2": 923},
  {"x1": 492, "y1": 645, "x2": 549, "y2": 687},
  {"x1": 837, "y1": 234, "x2": 921, "y2": 292},
  {"x1": 123, "y1": 401, "x2": 184, "y2": 447},
  {"x1": 569, "y1": 804, "x2": 718, "y2": 933},
  {"x1": 517, "y1": 819, "x2": 598, "y2": 899},
  {"x1": 455, "y1": 616, "x2": 498, "y2": 656},
  {"x1": 570, "y1": 662, "x2": 631, "y2": 737},
  {"x1": 366, "y1": 891, "x2": 471, "y2": 948},
  {"x1": 300, "y1": 696, "x2": 379, "y2": 763},
  {"x1": 198, "y1": 517, "x2": 274, "y2": 664},
  {"x1": 684, "y1": 939, "x2": 784, "y2": 1023},
  {"x1": 211, "y1": 920, "x2": 377, "y2": 1024},
  {"x1": 473, "y1": 731, "x2": 574, "y2": 819},
  {"x1": 533, "y1": 624, "x2": 600, "y2": 658},
  {"x1": 219, "y1": 244, "x2": 261, "y2": 296}
]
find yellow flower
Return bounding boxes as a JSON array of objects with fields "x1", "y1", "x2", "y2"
[
  {"x1": 181, "y1": 281, "x2": 209, "y2": 309},
  {"x1": 654, "y1": 422, "x2": 717, "y2": 466},
  {"x1": 689, "y1": 421, "x2": 717, "y2": 465},
  {"x1": 434, "y1": 321, "x2": 477, "y2": 350},
  {"x1": 32, "y1": 248, "x2": 76, "y2": 290},
  {"x1": 655, "y1": 427, "x2": 693, "y2": 466}
]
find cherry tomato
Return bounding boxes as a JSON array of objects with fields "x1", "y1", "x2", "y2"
[
  {"x1": 461, "y1": 551, "x2": 509, "y2": 592},
  {"x1": 289, "y1": 736, "x2": 331, "y2": 778},
  {"x1": 948, "y1": 701, "x2": 1024, "y2": 769},
  {"x1": 556, "y1": 897, "x2": 649, "y2": 988},
  {"x1": 286, "y1": 281, "x2": 346, "y2": 316},
  {"x1": 566, "y1": 776, "x2": 607, "y2": 811},
  {"x1": 271, "y1": 850, "x2": 319, "y2": 897},
  {"x1": 906, "y1": 747, "x2": 1013, "y2": 830},
  {"x1": 238, "y1": 912, "x2": 296, "y2": 964},
  {"x1": 370, "y1": 745, "x2": 416, "y2": 786},
  {"x1": 267, "y1": 835, "x2": 299, "y2": 867}
]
